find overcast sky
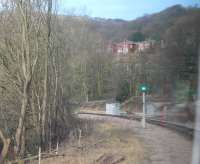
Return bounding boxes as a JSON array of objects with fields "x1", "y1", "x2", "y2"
[{"x1": 59, "y1": 0, "x2": 200, "y2": 20}]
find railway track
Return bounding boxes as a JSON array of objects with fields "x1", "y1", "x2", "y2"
[{"x1": 77, "y1": 112, "x2": 195, "y2": 137}]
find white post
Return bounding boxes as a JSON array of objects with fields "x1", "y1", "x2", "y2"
[
  {"x1": 56, "y1": 141, "x2": 59, "y2": 155},
  {"x1": 142, "y1": 92, "x2": 146, "y2": 128},
  {"x1": 38, "y1": 146, "x2": 41, "y2": 164}
]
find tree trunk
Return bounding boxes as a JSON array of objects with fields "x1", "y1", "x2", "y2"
[
  {"x1": 41, "y1": 0, "x2": 52, "y2": 148},
  {"x1": 41, "y1": 52, "x2": 48, "y2": 147},
  {"x1": 15, "y1": 0, "x2": 32, "y2": 156},
  {"x1": 15, "y1": 81, "x2": 30, "y2": 155},
  {"x1": 0, "y1": 129, "x2": 11, "y2": 163},
  {"x1": 19, "y1": 126, "x2": 26, "y2": 157}
]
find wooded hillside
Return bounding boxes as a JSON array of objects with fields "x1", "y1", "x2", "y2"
[{"x1": 0, "y1": 1, "x2": 199, "y2": 162}]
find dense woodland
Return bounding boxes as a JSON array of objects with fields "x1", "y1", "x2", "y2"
[{"x1": 0, "y1": 1, "x2": 199, "y2": 162}]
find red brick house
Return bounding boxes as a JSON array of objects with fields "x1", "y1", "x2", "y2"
[
  {"x1": 108, "y1": 39, "x2": 155, "y2": 55},
  {"x1": 109, "y1": 40, "x2": 138, "y2": 54}
]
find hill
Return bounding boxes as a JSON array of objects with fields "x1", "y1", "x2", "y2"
[{"x1": 88, "y1": 5, "x2": 199, "y2": 42}]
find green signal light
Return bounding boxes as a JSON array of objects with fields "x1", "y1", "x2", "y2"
[
  {"x1": 139, "y1": 84, "x2": 150, "y2": 93},
  {"x1": 141, "y1": 86, "x2": 146, "y2": 91}
]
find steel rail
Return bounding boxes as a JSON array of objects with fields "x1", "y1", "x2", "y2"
[{"x1": 77, "y1": 112, "x2": 195, "y2": 137}]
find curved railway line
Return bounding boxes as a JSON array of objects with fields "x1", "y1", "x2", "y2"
[
  {"x1": 77, "y1": 112, "x2": 195, "y2": 137},
  {"x1": 77, "y1": 112, "x2": 193, "y2": 164},
  {"x1": 10, "y1": 111, "x2": 193, "y2": 164}
]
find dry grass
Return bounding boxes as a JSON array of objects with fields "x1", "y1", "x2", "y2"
[{"x1": 38, "y1": 121, "x2": 144, "y2": 164}]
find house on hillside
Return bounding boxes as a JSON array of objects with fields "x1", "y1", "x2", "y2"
[
  {"x1": 108, "y1": 40, "x2": 138, "y2": 55},
  {"x1": 137, "y1": 40, "x2": 155, "y2": 51},
  {"x1": 108, "y1": 39, "x2": 155, "y2": 55}
]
